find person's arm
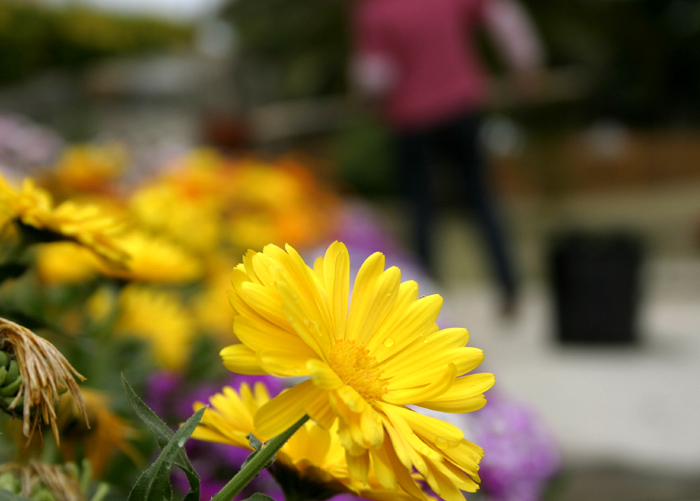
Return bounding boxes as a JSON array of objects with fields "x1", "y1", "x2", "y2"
[
  {"x1": 480, "y1": 0, "x2": 545, "y2": 101},
  {"x1": 481, "y1": 0, "x2": 545, "y2": 73},
  {"x1": 349, "y1": 4, "x2": 398, "y2": 102}
]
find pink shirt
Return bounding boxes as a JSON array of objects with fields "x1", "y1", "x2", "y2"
[{"x1": 353, "y1": 0, "x2": 489, "y2": 130}]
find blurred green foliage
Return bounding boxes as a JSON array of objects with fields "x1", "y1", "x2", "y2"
[
  {"x1": 0, "y1": 1, "x2": 193, "y2": 85},
  {"x1": 221, "y1": 0, "x2": 350, "y2": 101}
]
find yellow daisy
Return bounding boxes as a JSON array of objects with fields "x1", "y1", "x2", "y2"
[
  {"x1": 99, "y1": 231, "x2": 203, "y2": 283},
  {"x1": 221, "y1": 242, "x2": 495, "y2": 501},
  {"x1": 114, "y1": 285, "x2": 195, "y2": 370},
  {"x1": 129, "y1": 183, "x2": 221, "y2": 254},
  {"x1": 0, "y1": 175, "x2": 128, "y2": 265},
  {"x1": 192, "y1": 382, "x2": 423, "y2": 501}
]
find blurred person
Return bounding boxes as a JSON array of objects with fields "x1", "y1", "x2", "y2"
[{"x1": 351, "y1": 0, "x2": 544, "y2": 315}]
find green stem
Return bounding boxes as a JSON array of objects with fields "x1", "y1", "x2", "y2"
[{"x1": 210, "y1": 414, "x2": 309, "y2": 501}]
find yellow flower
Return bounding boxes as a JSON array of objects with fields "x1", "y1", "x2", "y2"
[
  {"x1": 222, "y1": 242, "x2": 495, "y2": 501},
  {"x1": 192, "y1": 263, "x2": 237, "y2": 340},
  {"x1": 35, "y1": 242, "x2": 101, "y2": 285},
  {"x1": 192, "y1": 382, "x2": 423, "y2": 501},
  {"x1": 99, "y1": 231, "x2": 203, "y2": 283},
  {"x1": 114, "y1": 285, "x2": 195, "y2": 370},
  {"x1": 0, "y1": 175, "x2": 128, "y2": 265},
  {"x1": 129, "y1": 183, "x2": 221, "y2": 254},
  {"x1": 47, "y1": 143, "x2": 127, "y2": 196}
]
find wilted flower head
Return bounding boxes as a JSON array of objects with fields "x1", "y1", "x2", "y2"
[
  {"x1": 0, "y1": 317, "x2": 87, "y2": 444},
  {"x1": 0, "y1": 461, "x2": 85, "y2": 501}
]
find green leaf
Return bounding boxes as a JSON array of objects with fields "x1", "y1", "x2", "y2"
[
  {"x1": 242, "y1": 494, "x2": 276, "y2": 501},
  {"x1": 239, "y1": 433, "x2": 274, "y2": 472},
  {"x1": 122, "y1": 374, "x2": 202, "y2": 501},
  {"x1": 127, "y1": 405, "x2": 206, "y2": 501},
  {"x1": 0, "y1": 490, "x2": 33, "y2": 501}
]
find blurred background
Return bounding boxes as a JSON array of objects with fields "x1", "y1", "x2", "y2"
[{"x1": 1, "y1": 0, "x2": 700, "y2": 499}]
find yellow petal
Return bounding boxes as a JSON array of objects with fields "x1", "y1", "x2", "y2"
[
  {"x1": 368, "y1": 444, "x2": 397, "y2": 490},
  {"x1": 255, "y1": 380, "x2": 323, "y2": 437},
  {"x1": 345, "y1": 252, "x2": 385, "y2": 340},
  {"x1": 392, "y1": 406, "x2": 464, "y2": 449},
  {"x1": 307, "y1": 359, "x2": 343, "y2": 389},
  {"x1": 346, "y1": 448, "x2": 370, "y2": 485},
  {"x1": 384, "y1": 363, "x2": 456, "y2": 405},
  {"x1": 321, "y1": 241, "x2": 349, "y2": 339},
  {"x1": 425, "y1": 460, "x2": 466, "y2": 501},
  {"x1": 220, "y1": 344, "x2": 267, "y2": 375},
  {"x1": 304, "y1": 389, "x2": 336, "y2": 430},
  {"x1": 348, "y1": 264, "x2": 401, "y2": 345},
  {"x1": 417, "y1": 373, "x2": 495, "y2": 413},
  {"x1": 239, "y1": 282, "x2": 288, "y2": 328},
  {"x1": 378, "y1": 438, "x2": 427, "y2": 499},
  {"x1": 277, "y1": 280, "x2": 330, "y2": 357},
  {"x1": 359, "y1": 405, "x2": 384, "y2": 448},
  {"x1": 257, "y1": 345, "x2": 318, "y2": 377},
  {"x1": 368, "y1": 291, "x2": 442, "y2": 360},
  {"x1": 441, "y1": 439, "x2": 484, "y2": 475},
  {"x1": 233, "y1": 315, "x2": 299, "y2": 352},
  {"x1": 381, "y1": 329, "x2": 475, "y2": 388}
]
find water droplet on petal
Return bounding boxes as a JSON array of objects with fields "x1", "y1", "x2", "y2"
[
  {"x1": 383, "y1": 337, "x2": 395, "y2": 348},
  {"x1": 435, "y1": 437, "x2": 449, "y2": 449}
]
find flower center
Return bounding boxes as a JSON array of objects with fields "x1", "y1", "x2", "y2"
[{"x1": 328, "y1": 339, "x2": 387, "y2": 403}]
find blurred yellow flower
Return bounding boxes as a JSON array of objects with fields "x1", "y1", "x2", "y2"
[
  {"x1": 0, "y1": 175, "x2": 128, "y2": 265},
  {"x1": 47, "y1": 143, "x2": 127, "y2": 196},
  {"x1": 35, "y1": 242, "x2": 101, "y2": 285},
  {"x1": 193, "y1": 265, "x2": 236, "y2": 340},
  {"x1": 100, "y1": 231, "x2": 203, "y2": 283},
  {"x1": 222, "y1": 242, "x2": 494, "y2": 501},
  {"x1": 192, "y1": 382, "x2": 423, "y2": 501},
  {"x1": 114, "y1": 285, "x2": 195, "y2": 370},
  {"x1": 129, "y1": 183, "x2": 221, "y2": 254}
]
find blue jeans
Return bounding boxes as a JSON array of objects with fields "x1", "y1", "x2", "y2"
[{"x1": 395, "y1": 113, "x2": 517, "y2": 297}]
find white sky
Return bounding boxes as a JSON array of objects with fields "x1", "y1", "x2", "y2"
[{"x1": 42, "y1": 0, "x2": 228, "y2": 20}]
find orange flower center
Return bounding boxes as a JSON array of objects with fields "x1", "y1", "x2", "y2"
[{"x1": 328, "y1": 339, "x2": 387, "y2": 403}]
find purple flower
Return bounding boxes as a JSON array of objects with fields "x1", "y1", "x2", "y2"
[{"x1": 467, "y1": 393, "x2": 562, "y2": 501}]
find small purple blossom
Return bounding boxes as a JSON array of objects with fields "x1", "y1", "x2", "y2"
[{"x1": 468, "y1": 393, "x2": 562, "y2": 501}]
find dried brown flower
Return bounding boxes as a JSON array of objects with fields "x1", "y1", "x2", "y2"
[
  {"x1": 0, "y1": 317, "x2": 87, "y2": 444},
  {"x1": 0, "y1": 461, "x2": 85, "y2": 501}
]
